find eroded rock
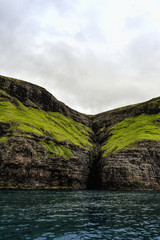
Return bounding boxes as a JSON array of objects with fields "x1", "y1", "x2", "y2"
[{"x1": 0, "y1": 75, "x2": 160, "y2": 190}]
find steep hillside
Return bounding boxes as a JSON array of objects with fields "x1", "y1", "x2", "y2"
[
  {"x1": 0, "y1": 75, "x2": 160, "y2": 190},
  {"x1": 91, "y1": 98, "x2": 160, "y2": 189},
  {"x1": 0, "y1": 75, "x2": 94, "y2": 189}
]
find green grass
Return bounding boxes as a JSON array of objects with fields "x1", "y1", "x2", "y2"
[
  {"x1": 101, "y1": 113, "x2": 160, "y2": 157},
  {"x1": 0, "y1": 136, "x2": 9, "y2": 143},
  {"x1": 0, "y1": 89, "x2": 8, "y2": 95},
  {"x1": 43, "y1": 141, "x2": 73, "y2": 160},
  {"x1": 0, "y1": 92, "x2": 93, "y2": 150}
]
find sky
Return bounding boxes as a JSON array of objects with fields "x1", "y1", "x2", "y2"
[{"x1": 0, "y1": 0, "x2": 160, "y2": 114}]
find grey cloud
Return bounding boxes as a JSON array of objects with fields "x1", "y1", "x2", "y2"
[
  {"x1": 33, "y1": 42, "x2": 148, "y2": 114},
  {"x1": 0, "y1": 0, "x2": 160, "y2": 114},
  {"x1": 125, "y1": 16, "x2": 145, "y2": 31},
  {"x1": 75, "y1": 32, "x2": 87, "y2": 43},
  {"x1": 124, "y1": 32, "x2": 160, "y2": 73},
  {"x1": 74, "y1": 7, "x2": 107, "y2": 45},
  {"x1": 50, "y1": 0, "x2": 76, "y2": 15},
  {"x1": 0, "y1": 31, "x2": 158, "y2": 114}
]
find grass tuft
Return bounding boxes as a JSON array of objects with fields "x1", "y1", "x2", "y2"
[{"x1": 0, "y1": 136, "x2": 9, "y2": 143}]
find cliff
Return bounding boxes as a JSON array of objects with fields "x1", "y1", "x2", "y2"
[{"x1": 0, "y1": 75, "x2": 160, "y2": 190}]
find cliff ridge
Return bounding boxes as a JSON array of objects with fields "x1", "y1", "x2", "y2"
[{"x1": 0, "y1": 75, "x2": 160, "y2": 190}]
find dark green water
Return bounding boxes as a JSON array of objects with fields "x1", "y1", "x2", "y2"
[{"x1": 0, "y1": 190, "x2": 160, "y2": 240}]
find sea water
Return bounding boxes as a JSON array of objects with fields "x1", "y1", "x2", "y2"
[{"x1": 0, "y1": 190, "x2": 160, "y2": 240}]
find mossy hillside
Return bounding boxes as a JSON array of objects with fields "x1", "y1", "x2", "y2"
[
  {"x1": 42, "y1": 141, "x2": 73, "y2": 160},
  {"x1": 101, "y1": 113, "x2": 160, "y2": 157},
  {"x1": 0, "y1": 92, "x2": 93, "y2": 153}
]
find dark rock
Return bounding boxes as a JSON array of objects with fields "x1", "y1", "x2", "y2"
[
  {"x1": 101, "y1": 140, "x2": 160, "y2": 190},
  {"x1": 0, "y1": 136, "x2": 92, "y2": 189},
  {"x1": 0, "y1": 75, "x2": 160, "y2": 190}
]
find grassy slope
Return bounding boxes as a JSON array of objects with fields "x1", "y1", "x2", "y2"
[
  {"x1": 0, "y1": 89, "x2": 93, "y2": 160},
  {"x1": 1, "y1": 79, "x2": 160, "y2": 160},
  {"x1": 101, "y1": 112, "x2": 160, "y2": 157}
]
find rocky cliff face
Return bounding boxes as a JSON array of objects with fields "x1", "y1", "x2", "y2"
[
  {"x1": 0, "y1": 75, "x2": 93, "y2": 189},
  {"x1": 100, "y1": 140, "x2": 160, "y2": 190},
  {"x1": 0, "y1": 75, "x2": 160, "y2": 190}
]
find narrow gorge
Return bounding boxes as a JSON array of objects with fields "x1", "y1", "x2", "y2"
[{"x1": 0, "y1": 75, "x2": 160, "y2": 190}]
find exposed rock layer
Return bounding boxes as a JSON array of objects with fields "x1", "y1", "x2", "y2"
[
  {"x1": 101, "y1": 140, "x2": 160, "y2": 190},
  {"x1": 0, "y1": 75, "x2": 160, "y2": 190}
]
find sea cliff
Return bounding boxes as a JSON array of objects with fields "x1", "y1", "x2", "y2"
[{"x1": 0, "y1": 75, "x2": 160, "y2": 190}]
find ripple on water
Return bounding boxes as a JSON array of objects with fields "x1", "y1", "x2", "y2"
[{"x1": 0, "y1": 190, "x2": 160, "y2": 240}]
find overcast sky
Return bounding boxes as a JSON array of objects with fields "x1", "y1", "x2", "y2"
[{"x1": 0, "y1": 0, "x2": 160, "y2": 114}]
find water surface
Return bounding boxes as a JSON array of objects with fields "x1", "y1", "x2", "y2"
[{"x1": 0, "y1": 190, "x2": 160, "y2": 239}]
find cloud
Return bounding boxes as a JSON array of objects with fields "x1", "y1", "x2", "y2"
[
  {"x1": 0, "y1": 0, "x2": 160, "y2": 114},
  {"x1": 50, "y1": 0, "x2": 76, "y2": 14},
  {"x1": 125, "y1": 32, "x2": 160, "y2": 72}
]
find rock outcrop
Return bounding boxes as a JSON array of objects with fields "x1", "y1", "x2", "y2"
[
  {"x1": 100, "y1": 140, "x2": 160, "y2": 190},
  {"x1": 0, "y1": 75, "x2": 160, "y2": 190}
]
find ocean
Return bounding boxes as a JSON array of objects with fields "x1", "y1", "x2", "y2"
[{"x1": 0, "y1": 190, "x2": 160, "y2": 240}]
